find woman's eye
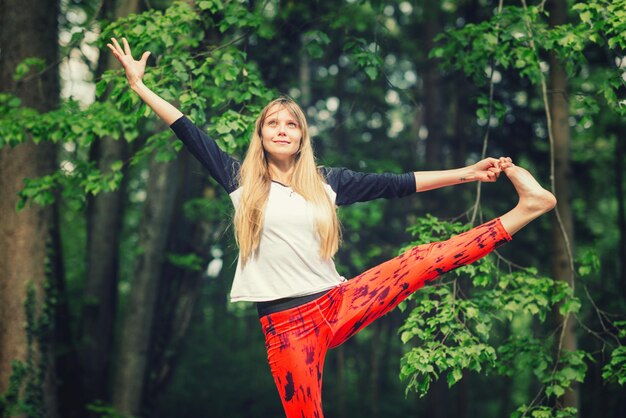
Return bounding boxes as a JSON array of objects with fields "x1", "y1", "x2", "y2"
[
  {"x1": 267, "y1": 120, "x2": 277, "y2": 127},
  {"x1": 288, "y1": 123, "x2": 297, "y2": 128}
]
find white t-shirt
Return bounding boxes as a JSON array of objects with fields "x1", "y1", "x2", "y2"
[
  {"x1": 229, "y1": 182, "x2": 345, "y2": 301},
  {"x1": 170, "y1": 116, "x2": 416, "y2": 302}
]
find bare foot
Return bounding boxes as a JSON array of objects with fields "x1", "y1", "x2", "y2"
[{"x1": 504, "y1": 165, "x2": 557, "y2": 216}]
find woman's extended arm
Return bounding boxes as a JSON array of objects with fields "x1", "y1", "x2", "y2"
[
  {"x1": 322, "y1": 157, "x2": 513, "y2": 206},
  {"x1": 107, "y1": 37, "x2": 240, "y2": 194},
  {"x1": 413, "y1": 157, "x2": 513, "y2": 192},
  {"x1": 107, "y1": 37, "x2": 183, "y2": 125}
]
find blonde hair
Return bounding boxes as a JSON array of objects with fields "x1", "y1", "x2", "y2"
[{"x1": 234, "y1": 97, "x2": 340, "y2": 265}]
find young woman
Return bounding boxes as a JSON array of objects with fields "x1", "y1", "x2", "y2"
[{"x1": 108, "y1": 37, "x2": 556, "y2": 417}]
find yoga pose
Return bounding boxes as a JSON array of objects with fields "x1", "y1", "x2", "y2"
[{"x1": 108, "y1": 37, "x2": 556, "y2": 418}]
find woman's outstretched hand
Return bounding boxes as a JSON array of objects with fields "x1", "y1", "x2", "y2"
[
  {"x1": 107, "y1": 37, "x2": 151, "y2": 88},
  {"x1": 471, "y1": 157, "x2": 514, "y2": 182}
]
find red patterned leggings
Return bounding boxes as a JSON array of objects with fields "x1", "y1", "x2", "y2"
[{"x1": 259, "y1": 218, "x2": 512, "y2": 418}]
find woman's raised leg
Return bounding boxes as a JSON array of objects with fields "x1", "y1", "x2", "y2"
[{"x1": 320, "y1": 164, "x2": 555, "y2": 347}]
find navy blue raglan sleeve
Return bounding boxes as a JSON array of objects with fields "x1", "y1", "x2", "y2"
[
  {"x1": 170, "y1": 115, "x2": 240, "y2": 194},
  {"x1": 320, "y1": 166, "x2": 416, "y2": 206}
]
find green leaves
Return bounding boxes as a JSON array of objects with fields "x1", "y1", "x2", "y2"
[
  {"x1": 512, "y1": 405, "x2": 577, "y2": 418},
  {"x1": 13, "y1": 57, "x2": 46, "y2": 82},
  {"x1": 303, "y1": 30, "x2": 331, "y2": 59},
  {"x1": 16, "y1": 175, "x2": 58, "y2": 211},
  {"x1": 167, "y1": 253, "x2": 204, "y2": 272},
  {"x1": 431, "y1": 6, "x2": 548, "y2": 85},
  {"x1": 198, "y1": 0, "x2": 222, "y2": 13},
  {"x1": 4, "y1": 0, "x2": 278, "y2": 210},
  {"x1": 602, "y1": 345, "x2": 626, "y2": 386},
  {"x1": 398, "y1": 216, "x2": 588, "y2": 411},
  {"x1": 343, "y1": 37, "x2": 384, "y2": 80},
  {"x1": 543, "y1": 350, "x2": 589, "y2": 398},
  {"x1": 433, "y1": 1, "x2": 626, "y2": 120},
  {"x1": 399, "y1": 217, "x2": 620, "y2": 414}
]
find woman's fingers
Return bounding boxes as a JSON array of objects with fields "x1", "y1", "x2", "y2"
[
  {"x1": 111, "y1": 37, "x2": 124, "y2": 56},
  {"x1": 483, "y1": 157, "x2": 499, "y2": 169},
  {"x1": 140, "y1": 51, "x2": 151, "y2": 64},
  {"x1": 122, "y1": 37, "x2": 132, "y2": 57},
  {"x1": 475, "y1": 156, "x2": 513, "y2": 182},
  {"x1": 106, "y1": 43, "x2": 119, "y2": 58},
  {"x1": 498, "y1": 157, "x2": 514, "y2": 170}
]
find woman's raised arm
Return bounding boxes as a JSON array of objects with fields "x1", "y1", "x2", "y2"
[
  {"x1": 107, "y1": 37, "x2": 240, "y2": 194},
  {"x1": 107, "y1": 37, "x2": 183, "y2": 126}
]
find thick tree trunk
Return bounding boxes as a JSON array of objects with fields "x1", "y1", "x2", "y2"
[
  {"x1": 79, "y1": 0, "x2": 140, "y2": 409},
  {"x1": 0, "y1": 0, "x2": 60, "y2": 415},
  {"x1": 548, "y1": 0, "x2": 578, "y2": 410},
  {"x1": 112, "y1": 153, "x2": 180, "y2": 415},
  {"x1": 143, "y1": 151, "x2": 218, "y2": 412}
]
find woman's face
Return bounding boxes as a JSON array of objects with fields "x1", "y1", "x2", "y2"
[{"x1": 261, "y1": 104, "x2": 303, "y2": 163}]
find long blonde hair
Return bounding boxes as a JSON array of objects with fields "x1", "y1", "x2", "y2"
[{"x1": 234, "y1": 97, "x2": 340, "y2": 265}]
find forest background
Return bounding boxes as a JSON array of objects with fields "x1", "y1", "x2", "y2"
[{"x1": 0, "y1": 0, "x2": 625, "y2": 417}]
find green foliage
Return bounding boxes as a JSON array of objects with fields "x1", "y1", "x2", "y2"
[
  {"x1": 0, "y1": 281, "x2": 55, "y2": 418},
  {"x1": 398, "y1": 209, "x2": 624, "y2": 414},
  {"x1": 407, "y1": 3, "x2": 626, "y2": 412},
  {"x1": 13, "y1": 58, "x2": 46, "y2": 82},
  {"x1": 87, "y1": 401, "x2": 137, "y2": 418},
  {"x1": 404, "y1": 214, "x2": 471, "y2": 247},
  {"x1": 602, "y1": 344, "x2": 626, "y2": 386},
  {"x1": 398, "y1": 216, "x2": 585, "y2": 415},
  {"x1": 343, "y1": 37, "x2": 384, "y2": 80},
  {"x1": 431, "y1": 1, "x2": 626, "y2": 120},
  {"x1": 431, "y1": 6, "x2": 545, "y2": 85},
  {"x1": 0, "y1": 360, "x2": 30, "y2": 416},
  {"x1": 572, "y1": 0, "x2": 626, "y2": 117},
  {"x1": 167, "y1": 252, "x2": 204, "y2": 272},
  {"x1": 476, "y1": 94, "x2": 508, "y2": 126},
  {"x1": 2, "y1": 1, "x2": 276, "y2": 210},
  {"x1": 511, "y1": 405, "x2": 578, "y2": 418},
  {"x1": 303, "y1": 30, "x2": 331, "y2": 59}
]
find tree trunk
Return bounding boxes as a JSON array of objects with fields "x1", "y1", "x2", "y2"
[
  {"x1": 79, "y1": 0, "x2": 140, "y2": 409},
  {"x1": 452, "y1": 72, "x2": 470, "y2": 170},
  {"x1": 614, "y1": 132, "x2": 626, "y2": 300},
  {"x1": 0, "y1": 0, "x2": 60, "y2": 415},
  {"x1": 335, "y1": 346, "x2": 348, "y2": 418},
  {"x1": 112, "y1": 153, "x2": 180, "y2": 415},
  {"x1": 299, "y1": 32, "x2": 311, "y2": 108},
  {"x1": 50, "y1": 201, "x2": 85, "y2": 418},
  {"x1": 143, "y1": 151, "x2": 220, "y2": 412},
  {"x1": 368, "y1": 320, "x2": 388, "y2": 418},
  {"x1": 424, "y1": 377, "x2": 447, "y2": 418},
  {"x1": 548, "y1": 0, "x2": 578, "y2": 410},
  {"x1": 422, "y1": 0, "x2": 443, "y2": 170}
]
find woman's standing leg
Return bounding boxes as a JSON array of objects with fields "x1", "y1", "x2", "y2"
[{"x1": 260, "y1": 302, "x2": 333, "y2": 418}]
